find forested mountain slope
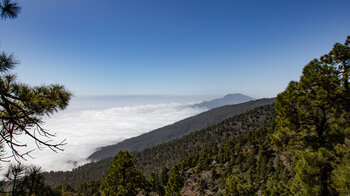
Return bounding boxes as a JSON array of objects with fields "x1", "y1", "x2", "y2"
[
  {"x1": 70, "y1": 36, "x2": 350, "y2": 196},
  {"x1": 88, "y1": 98, "x2": 274, "y2": 161},
  {"x1": 165, "y1": 120, "x2": 281, "y2": 195},
  {"x1": 45, "y1": 103, "x2": 275, "y2": 187},
  {"x1": 135, "y1": 104, "x2": 275, "y2": 176}
]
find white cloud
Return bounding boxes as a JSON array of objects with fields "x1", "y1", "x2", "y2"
[{"x1": 10, "y1": 96, "x2": 207, "y2": 171}]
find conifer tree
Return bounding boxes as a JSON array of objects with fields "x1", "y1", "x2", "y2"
[
  {"x1": 0, "y1": 0, "x2": 72, "y2": 160},
  {"x1": 273, "y1": 36, "x2": 350, "y2": 195},
  {"x1": 1, "y1": 164, "x2": 54, "y2": 195},
  {"x1": 100, "y1": 151, "x2": 148, "y2": 195},
  {"x1": 0, "y1": 0, "x2": 20, "y2": 20},
  {"x1": 3, "y1": 163, "x2": 25, "y2": 195},
  {"x1": 225, "y1": 174, "x2": 253, "y2": 195},
  {"x1": 165, "y1": 165, "x2": 184, "y2": 196},
  {"x1": 160, "y1": 166, "x2": 169, "y2": 187},
  {"x1": 22, "y1": 166, "x2": 46, "y2": 196}
]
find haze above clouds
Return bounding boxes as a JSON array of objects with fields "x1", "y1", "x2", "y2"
[{"x1": 17, "y1": 96, "x2": 209, "y2": 171}]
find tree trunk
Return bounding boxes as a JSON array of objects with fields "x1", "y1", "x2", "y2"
[{"x1": 320, "y1": 164, "x2": 331, "y2": 196}]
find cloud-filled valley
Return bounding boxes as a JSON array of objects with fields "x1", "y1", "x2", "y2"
[{"x1": 16, "y1": 96, "x2": 208, "y2": 171}]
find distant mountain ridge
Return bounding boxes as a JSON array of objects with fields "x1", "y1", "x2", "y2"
[
  {"x1": 192, "y1": 93, "x2": 255, "y2": 109},
  {"x1": 88, "y1": 98, "x2": 274, "y2": 161}
]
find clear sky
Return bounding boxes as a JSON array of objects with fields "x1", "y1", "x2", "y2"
[{"x1": 0, "y1": 0, "x2": 349, "y2": 98}]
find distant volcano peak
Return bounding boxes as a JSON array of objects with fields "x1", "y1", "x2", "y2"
[{"x1": 193, "y1": 93, "x2": 255, "y2": 109}]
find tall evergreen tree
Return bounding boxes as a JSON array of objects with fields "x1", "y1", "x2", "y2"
[
  {"x1": 100, "y1": 151, "x2": 148, "y2": 195},
  {"x1": 273, "y1": 36, "x2": 350, "y2": 195},
  {"x1": 165, "y1": 165, "x2": 184, "y2": 196}
]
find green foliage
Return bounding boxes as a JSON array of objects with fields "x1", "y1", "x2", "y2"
[
  {"x1": 78, "y1": 180, "x2": 101, "y2": 196},
  {"x1": 0, "y1": 69, "x2": 72, "y2": 159},
  {"x1": 273, "y1": 36, "x2": 350, "y2": 195},
  {"x1": 225, "y1": 174, "x2": 253, "y2": 195},
  {"x1": 332, "y1": 161, "x2": 350, "y2": 195},
  {"x1": 330, "y1": 142, "x2": 350, "y2": 195},
  {"x1": 291, "y1": 149, "x2": 333, "y2": 195},
  {"x1": 159, "y1": 116, "x2": 278, "y2": 195},
  {"x1": 135, "y1": 103, "x2": 275, "y2": 176},
  {"x1": 328, "y1": 36, "x2": 350, "y2": 92},
  {"x1": 0, "y1": 0, "x2": 72, "y2": 161},
  {"x1": 160, "y1": 166, "x2": 169, "y2": 187},
  {"x1": 100, "y1": 151, "x2": 148, "y2": 195},
  {"x1": 165, "y1": 165, "x2": 184, "y2": 196},
  {"x1": 148, "y1": 173, "x2": 164, "y2": 196},
  {"x1": 44, "y1": 157, "x2": 112, "y2": 187},
  {"x1": 64, "y1": 183, "x2": 75, "y2": 192}
]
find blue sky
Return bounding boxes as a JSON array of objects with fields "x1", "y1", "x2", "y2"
[{"x1": 0, "y1": 0, "x2": 349, "y2": 98}]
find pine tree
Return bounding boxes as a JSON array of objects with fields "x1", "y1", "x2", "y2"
[
  {"x1": 165, "y1": 165, "x2": 184, "y2": 196},
  {"x1": 22, "y1": 166, "x2": 46, "y2": 195},
  {"x1": 0, "y1": 0, "x2": 20, "y2": 20},
  {"x1": 4, "y1": 163, "x2": 25, "y2": 195},
  {"x1": 273, "y1": 36, "x2": 350, "y2": 195},
  {"x1": 100, "y1": 151, "x2": 148, "y2": 195},
  {"x1": 224, "y1": 174, "x2": 253, "y2": 195},
  {"x1": 160, "y1": 166, "x2": 169, "y2": 187},
  {"x1": 0, "y1": 0, "x2": 72, "y2": 161}
]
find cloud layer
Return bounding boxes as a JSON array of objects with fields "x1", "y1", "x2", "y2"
[{"x1": 13, "y1": 96, "x2": 207, "y2": 171}]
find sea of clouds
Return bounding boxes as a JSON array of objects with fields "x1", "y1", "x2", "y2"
[{"x1": 11, "y1": 95, "x2": 210, "y2": 171}]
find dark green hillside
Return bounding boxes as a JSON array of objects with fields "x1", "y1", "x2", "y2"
[
  {"x1": 168, "y1": 121, "x2": 280, "y2": 195},
  {"x1": 44, "y1": 102, "x2": 275, "y2": 187},
  {"x1": 45, "y1": 158, "x2": 113, "y2": 188},
  {"x1": 135, "y1": 104, "x2": 275, "y2": 176},
  {"x1": 89, "y1": 98, "x2": 275, "y2": 161}
]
